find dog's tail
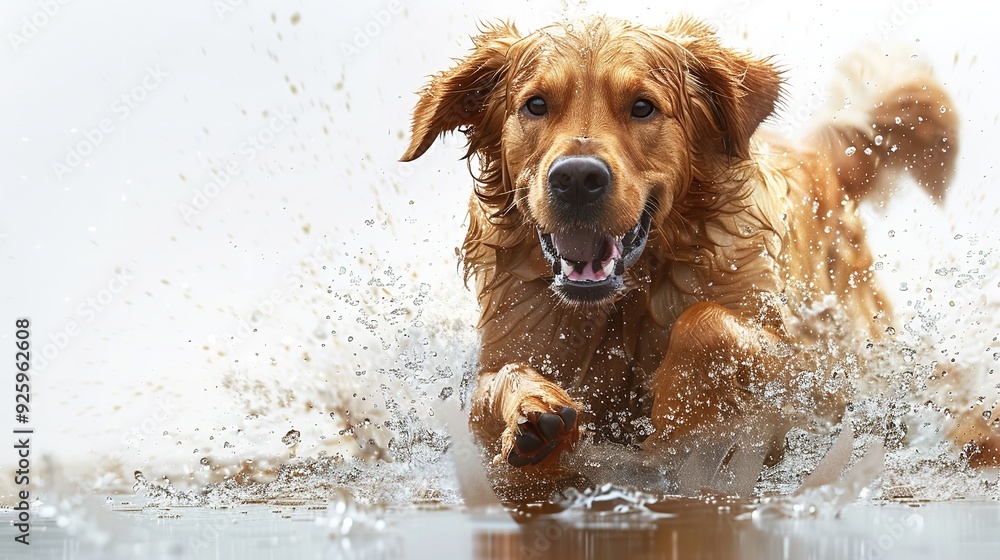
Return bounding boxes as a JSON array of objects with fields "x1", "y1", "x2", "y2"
[{"x1": 811, "y1": 45, "x2": 959, "y2": 203}]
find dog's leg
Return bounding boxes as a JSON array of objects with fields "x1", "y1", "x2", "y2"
[
  {"x1": 470, "y1": 363, "x2": 581, "y2": 468},
  {"x1": 650, "y1": 302, "x2": 786, "y2": 440}
]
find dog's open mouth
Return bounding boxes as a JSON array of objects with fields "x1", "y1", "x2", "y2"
[{"x1": 538, "y1": 201, "x2": 654, "y2": 303}]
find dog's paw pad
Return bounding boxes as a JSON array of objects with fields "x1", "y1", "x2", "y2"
[
  {"x1": 536, "y1": 413, "x2": 564, "y2": 442},
  {"x1": 514, "y1": 430, "x2": 544, "y2": 454},
  {"x1": 557, "y1": 406, "x2": 577, "y2": 430},
  {"x1": 505, "y1": 407, "x2": 580, "y2": 468}
]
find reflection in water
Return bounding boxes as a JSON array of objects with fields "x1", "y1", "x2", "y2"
[
  {"x1": 475, "y1": 498, "x2": 994, "y2": 560},
  {"x1": 2, "y1": 496, "x2": 999, "y2": 559},
  {"x1": 480, "y1": 499, "x2": 750, "y2": 560}
]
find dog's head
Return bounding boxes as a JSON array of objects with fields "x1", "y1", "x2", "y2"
[{"x1": 402, "y1": 17, "x2": 781, "y2": 305}]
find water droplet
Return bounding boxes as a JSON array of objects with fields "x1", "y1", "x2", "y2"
[
  {"x1": 901, "y1": 347, "x2": 915, "y2": 363},
  {"x1": 864, "y1": 147, "x2": 872, "y2": 155},
  {"x1": 894, "y1": 116, "x2": 902, "y2": 124},
  {"x1": 844, "y1": 146, "x2": 857, "y2": 156},
  {"x1": 984, "y1": 410, "x2": 992, "y2": 421},
  {"x1": 899, "y1": 282, "x2": 908, "y2": 291},
  {"x1": 874, "y1": 135, "x2": 884, "y2": 146},
  {"x1": 281, "y1": 429, "x2": 301, "y2": 447},
  {"x1": 888, "y1": 230, "x2": 895, "y2": 237}
]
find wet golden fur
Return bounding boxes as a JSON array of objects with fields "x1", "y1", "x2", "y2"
[{"x1": 402, "y1": 16, "x2": 981, "y2": 488}]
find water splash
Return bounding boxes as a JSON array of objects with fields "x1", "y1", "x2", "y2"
[
  {"x1": 555, "y1": 484, "x2": 658, "y2": 514},
  {"x1": 97, "y1": 208, "x2": 1000, "y2": 517}
]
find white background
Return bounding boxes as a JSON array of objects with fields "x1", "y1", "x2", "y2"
[{"x1": 0, "y1": 0, "x2": 997, "y2": 496}]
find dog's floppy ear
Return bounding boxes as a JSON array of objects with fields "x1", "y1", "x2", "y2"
[
  {"x1": 401, "y1": 23, "x2": 521, "y2": 162},
  {"x1": 667, "y1": 18, "x2": 782, "y2": 160}
]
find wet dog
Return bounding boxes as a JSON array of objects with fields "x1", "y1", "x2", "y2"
[{"x1": 402, "y1": 16, "x2": 973, "y2": 490}]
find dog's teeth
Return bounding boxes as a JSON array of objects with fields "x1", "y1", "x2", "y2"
[
  {"x1": 602, "y1": 258, "x2": 616, "y2": 276},
  {"x1": 561, "y1": 259, "x2": 574, "y2": 275}
]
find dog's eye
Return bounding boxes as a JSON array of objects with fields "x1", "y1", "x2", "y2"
[
  {"x1": 524, "y1": 96, "x2": 548, "y2": 117},
  {"x1": 631, "y1": 99, "x2": 655, "y2": 119}
]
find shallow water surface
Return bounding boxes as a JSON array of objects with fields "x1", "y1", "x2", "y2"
[{"x1": 3, "y1": 496, "x2": 999, "y2": 559}]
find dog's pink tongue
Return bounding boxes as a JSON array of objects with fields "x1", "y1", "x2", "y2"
[{"x1": 552, "y1": 230, "x2": 606, "y2": 262}]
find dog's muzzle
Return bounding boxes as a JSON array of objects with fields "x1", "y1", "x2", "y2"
[{"x1": 538, "y1": 201, "x2": 654, "y2": 304}]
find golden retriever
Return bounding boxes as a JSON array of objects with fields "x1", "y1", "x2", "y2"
[{"x1": 401, "y1": 16, "x2": 981, "y2": 491}]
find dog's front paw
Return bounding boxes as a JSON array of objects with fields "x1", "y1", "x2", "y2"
[
  {"x1": 498, "y1": 397, "x2": 580, "y2": 468},
  {"x1": 472, "y1": 363, "x2": 582, "y2": 469}
]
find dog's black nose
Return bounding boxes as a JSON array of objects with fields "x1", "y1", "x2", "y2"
[{"x1": 547, "y1": 156, "x2": 611, "y2": 206}]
